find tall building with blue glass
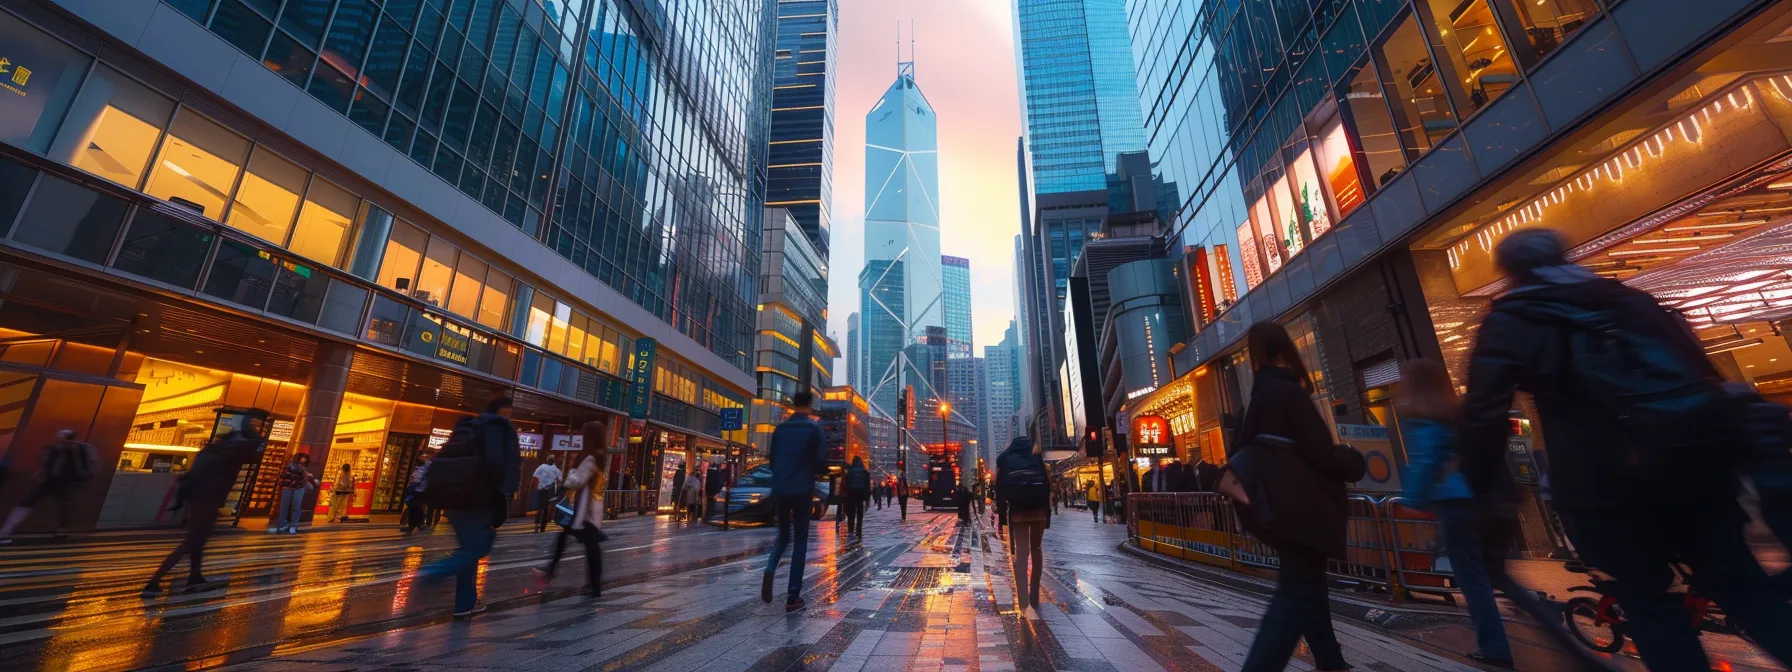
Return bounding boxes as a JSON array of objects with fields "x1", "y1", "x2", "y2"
[
  {"x1": 1124, "y1": 0, "x2": 1790, "y2": 557},
  {"x1": 0, "y1": 0, "x2": 774, "y2": 531},
  {"x1": 767, "y1": 0, "x2": 835, "y2": 258}
]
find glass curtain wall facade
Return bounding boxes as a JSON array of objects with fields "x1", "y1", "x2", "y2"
[
  {"x1": 1015, "y1": 0, "x2": 1149, "y2": 194},
  {"x1": 767, "y1": 0, "x2": 836, "y2": 258},
  {"x1": 983, "y1": 321, "x2": 1024, "y2": 458},
  {"x1": 942, "y1": 255, "x2": 973, "y2": 359},
  {"x1": 162, "y1": 0, "x2": 775, "y2": 372}
]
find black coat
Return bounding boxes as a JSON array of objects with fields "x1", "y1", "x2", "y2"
[
  {"x1": 1230, "y1": 367, "x2": 1365, "y2": 559},
  {"x1": 1461, "y1": 278, "x2": 1734, "y2": 510}
]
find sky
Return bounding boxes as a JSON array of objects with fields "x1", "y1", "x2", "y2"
[{"x1": 823, "y1": 0, "x2": 1023, "y2": 370}]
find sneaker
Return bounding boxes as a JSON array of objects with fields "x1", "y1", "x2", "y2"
[
  {"x1": 452, "y1": 604, "x2": 488, "y2": 620},
  {"x1": 285, "y1": 526, "x2": 299, "y2": 534},
  {"x1": 784, "y1": 598, "x2": 806, "y2": 613},
  {"x1": 1466, "y1": 653, "x2": 1513, "y2": 669},
  {"x1": 1022, "y1": 606, "x2": 1040, "y2": 620},
  {"x1": 140, "y1": 583, "x2": 164, "y2": 599},
  {"x1": 761, "y1": 573, "x2": 774, "y2": 603},
  {"x1": 266, "y1": 527, "x2": 279, "y2": 534}
]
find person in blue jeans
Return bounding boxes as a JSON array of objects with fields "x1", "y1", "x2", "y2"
[
  {"x1": 419, "y1": 397, "x2": 522, "y2": 619},
  {"x1": 761, "y1": 391, "x2": 827, "y2": 612},
  {"x1": 1398, "y1": 360, "x2": 1612, "y2": 671}
]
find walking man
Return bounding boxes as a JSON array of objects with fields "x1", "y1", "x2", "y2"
[
  {"x1": 143, "y1": 417, "x2": 265, "y2": 596},
  {"x1": 1460, "y1": 229, "x2": 1792, "y2": 668},
  {"x1": 532, "y1": 457, "x2": 562, "y2": 533},
  {"x1": 897, "y1": 476, "x2": 909, "y2": 521},
  {"x1": 843, "y1": 457, "x2": 870, "y2": 539},
  {"x1": 0, "y1": 430, "x2": 98, "y2": 543},
  {"x1": 761, "y1": 391, "x2": 826, "y2": 612},
  {"x1": 418, "y1": 397, "x2": 522, "y2": 619}
]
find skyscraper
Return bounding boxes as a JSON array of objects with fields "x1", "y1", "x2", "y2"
[
  {"x1": 845, "y1": 311, "x2": 861, "y2": 390},
  {"x1": 942, "y1": 255, "x2": 973, "y2": 359},
  {"x1": 768, "y1": 0, "x2": 838, "y2": 257},
  {"x1": 859, "y1": 59, "x2": 943, "y2": 429},
  {"x1": 984, "y1": 321, "x2": 1024, "y2": 457},
  {"x1": 1014, "y1": 0, "x2": 1147, "y2": 196},
  {"x1": 750, "y1": 209, "x2": 836, "y2": 453}
]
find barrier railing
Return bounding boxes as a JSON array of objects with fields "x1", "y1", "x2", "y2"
[
  {"x1": 1126, "y1": 492, "x2": 1418, "y2": 600},
  {"x1": 603, "y1": 490, "x2": 660, "y2": 518}
]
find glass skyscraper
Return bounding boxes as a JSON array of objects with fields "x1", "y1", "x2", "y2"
[
  {"x1": 1014, "y1": 0, "x2": 1147, "y2": 195},
  {"x1": 767, "y1": 0, "x2": 836, "y2": 258},
  {"x1": 941, "y1": 255, "x2": 972, "y2": 359}
]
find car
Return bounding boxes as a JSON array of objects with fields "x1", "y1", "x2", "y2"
[{"x1": 703, "y1": 464, "x2": 831, "y2": 526}]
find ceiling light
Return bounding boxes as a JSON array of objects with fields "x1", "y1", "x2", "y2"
[
  {"x1": 1631, "y1": 234, "x2": 1736, "y2": 244},
  {"x1": 1668, "y1": 219, "x2": 1769, "y2": 231},
  {"x1": 1706, "y1": 337, "x2": 1766, "y2": 355},
  {"x1": 1768, "y1": 180, "x2": 1792, "y2": 190},
  {"x1": 1610, "y1": 246, "x2": 1699, "y2": 256}
]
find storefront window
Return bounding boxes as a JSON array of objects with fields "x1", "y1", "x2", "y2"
[
  {"x1": 1340, "y1": 61, "x2": 1409, "y2": 188},
  {"x1": 447, "y1": 253, "x2": 485, "y2": 318},
  {"x1": 416, "y1": 233, "x2": 456, "y2": 306},
  {"x1": 203, "y1": 238, "x2": 279, "y2": 308},
  {"x1": 144, "y1": 110, "x2": 250, "y2": 220},
  {"x1": 226, "y1": 148, "x2": 307, "y2": 245},
  {"x1": 1235, "y1": 220, "x2": 1264, "y2": 289},
  {"x1": 1497, "y1": 0, "x2": 1598, "y2": 68},
  {"x1": 376, "y1": 219, "x2": 427, "y2": 293},
  {"x1": 1376, "y1": 13, "x2": 1457, "y2": 153},
  {"x1": 1419, "y1": 0, "x2": 1521, "y2": 117},
  {"x1": 112, "y1": 210, "x2": 214, "y2": 289},
  {"x1": 476, "y1": 268, "x2": 512, "y2": 329},
  {"x1": 0, "y1": 11, "x2": 93, "y2": 154},
  {"x1": 53, "y1": 65, "x2": 176, "y2": 189},
  {"x1": 565, "y1": 312, "x2": 588, "y2": 363},
  {"x1": 12, "y1": 175, "x2": 128, "y2": 263},
  {"x1": 289, "y1": 177, "x2": 358, "y2": 267}
]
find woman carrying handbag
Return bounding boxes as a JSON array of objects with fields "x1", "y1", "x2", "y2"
[
  {"x1": 539, "y1": 420, "x2": 609, "y2": 597},
  {"x1": 1224, "y1": 322, "x2": 1366, "y2": 672}
]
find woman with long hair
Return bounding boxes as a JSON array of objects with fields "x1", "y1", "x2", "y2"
[
  {"x1": 1234, "y1": 322, "x2": 1359, "y2": 672},
  {"x1": 539, "y1": 420, "x2": 609, "y2": 597}
]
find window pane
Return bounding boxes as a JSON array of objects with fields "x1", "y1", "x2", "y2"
[
  {"x1": 112, "y1": 210, "x2": 215, "y2": 289},
  {"x1": 376, "y1": 219, "x2": 427, "y2": 293},
  {"x1": 308, "y1": 63, "x2": 356, "y2": 113},
  {"x1": 1341, "y1": 62, "x2": 1410, "y2": 189},
  {"x1": 1419, "y1": 0, "x2": 1519, "y2": 117},
  {"x1": 322, "y1": 0, "x2": 378, "y2": 80},
  {"x1": 447, "y1": 254, "x2": 485, "y2": 318},
  {"x1": 144, "y1": 110, "x2": 249, "y2": 220},
  {"x1": 289, "y1": 177, "x2": 357, "y2": 266},
  {"x1": 263, "y1": 31, "x2": 317, "y2": 89},
  {"x1": 0, "y1": 159, "x2": 35, "y2": 238},
  {"x1": 414, "y1": 234, "x2": 456, "y2": 305},
  {"x1": 278, "y1": 0, "x2": 334, "y2": 48},
  {"x1": 348, "y1": 87, "x2": 390, "y2": 137},
  {"x1": 365, "y1": 294, "x2": 410, "y2": 345},
  {"x1": 546, "y1": 301, "x2": 569, "y2": 353},
  {"x1": 13, "y1": 175, "x2": 128, "y2": 263},
  {"x1": 53, "y1": 66, "x2": 176, "y2": 189},
  {"x1": 210, "y1": 0, "x2": 274, "y2": 57},
  {"x1": 525, "y1": 292, "x2": 552, "y2": 345},
  {"x1": 267, "y1": 261, "x2": 329, "y2": 323},
  {"x1": 202, "y1": 238, "x2": 278, "y2": 308},
  {"x1": 226, "y1": 148, "x2": 306, "y2": 243},
  {"x1": 319, "y1": 279, "x2": 368, "y2": 334},
  {"x1": 564, "y1": 312, "x2": 587, "y2": 364},
  {"x1": 0, "y1": 10, "x2": 94, "y2": 154},
  {"x1": 475, "y1": 268, "x2": 511, "y2": 329},
  {"x1": 1499, "y1": 0, "x2": 1599, "y2": 68},
  {"x1": 1376, "y1": 14, "x2": 1456, "y2": 152}
]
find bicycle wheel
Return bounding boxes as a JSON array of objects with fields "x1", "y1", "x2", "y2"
[{"x1": 1564, "y1": 597, "x2": 1625, "y2": 653}]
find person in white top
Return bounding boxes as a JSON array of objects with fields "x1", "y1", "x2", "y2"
[
  {"x1": 532, "y1": 459, "x2": 563, "y2": 533},
  {"x1": 539, "y1": 421, "x2": 608, "y2": 597}
]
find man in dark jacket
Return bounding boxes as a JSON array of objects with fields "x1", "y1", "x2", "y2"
[
  {"x1": 419, "y1": 397, "x2": 522, "y2": 619},
  {"x1": 0, "y1": 430, "x2": 99, "y2": 543},
  {"x1": 843, "y1": 457, "x2": 870, "y2": 538},
  {"x1": 143, "y1": 417, "x2": 265, "y2": 596},
  {"x1": 1459, "y1": 229, "x2": 1792, "y2": 669},
  {"x1": 761, "y1": 392, "x2": 826, "y2": 612}
]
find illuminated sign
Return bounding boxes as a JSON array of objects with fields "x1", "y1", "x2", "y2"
[
  {"x1": 552, "y1": 433, "x2": 583, "y2": 451},
  {"x1": 268, "y1": 420, "x2": 295, "y2": 443},
  {"x1": 1125, "y1": 387, "x2": 1157, "y2": 401},
  {"x1": 628, "y1": 338, "x2": 658, "y2": 419},
  {"x1": 427, "y1": 427, "x2": 452, "y2": 450},
  {"x1": 518, "y1": 432, "x2": 543, "y2": 451},
  {"x1": 1132, "y1": 414, "x2": 1171, "y2": 455}
]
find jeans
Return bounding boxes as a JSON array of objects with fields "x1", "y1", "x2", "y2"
[
  {"x1": 1566, "y1": 501, "x2": 1792, "y2": 670},
  {"x1": 545, "y1": 525, "x2": 603, "y2": 594},
  {"x1": 423, "y1": 507, "x2": 498, "y2": 613},
  {"x1": 763, "y1": 494, "x2": 813, "y2": 603},
  {"x1": 1434, "y1": 500, "x2": 1512, "y2": 661},
  {"x1": 1009, "y1": 519, "x2": 1045, "y2": 606},
  {"x1": 276, "y1": 488, "x2": 307, "y2": 529},
  {"x1": 1242, "y1": 545, "x2": 1347, "y2": 672},
  {"x1": 844, "y1": 494, "x2": 866, "y2": 536}
]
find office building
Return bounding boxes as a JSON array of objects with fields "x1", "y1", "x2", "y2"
[
  {"x1": 768, "y1": 0, "x2": 837, "y2": 257},
  {"x1": 942, "y1": 255, "x2": 972, "y2": 358},
  {"x1": 983, "y1": 321, "x2": 1024, "y2": 458},
  {"x1": 749, "y1": 208, "x2": 835, "y2": 454},
  {"x1": 845, "y1": 311, "x2": 860, "y2": 389},
  {"x1": 1013, "y1": 0, "x2": 1147, "y2": 196},
  {"x1": 0, "y1": 0, "x2": 772, "y2": 531}
]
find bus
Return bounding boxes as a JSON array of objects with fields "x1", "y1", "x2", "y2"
[{"x1": 923, "y1": 452, "x2": 957, "y2": 510}]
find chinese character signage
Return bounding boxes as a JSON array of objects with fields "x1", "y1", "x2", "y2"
[
  {"x1": 720, "y1": 407, "x2": 743, "y2": 431},
  {"x1": 1132, "y1": 414, "x2": 1171, "y2": 456},
  {"x1": 627, "y1": 338, "x2": 657, "y2": 419},
  {"x1": 0, "y1": 12, "x2": 94, "y2": 153}
]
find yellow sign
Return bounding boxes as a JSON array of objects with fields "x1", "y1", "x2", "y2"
[
  {"x1": 11, "y1": 66, "x2": 27, "y2": 87},
  {"x1": 0, "y1": 57, "x2": 26, "y2": 96}
]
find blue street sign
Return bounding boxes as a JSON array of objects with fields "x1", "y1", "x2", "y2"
[{"x1": 720, "y1": 407, "x2": 744, "y2": 431}]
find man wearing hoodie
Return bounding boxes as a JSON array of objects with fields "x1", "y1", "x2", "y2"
[
  {"x1": 1460, "y1": 229, "x2": 1792, "y2": 669},
  {"x1": 418, "y1": 397, "x2": 522, "y2": 619},
  {"x1": 760, "y1": 392, "x2": 827, "y2": 612}
]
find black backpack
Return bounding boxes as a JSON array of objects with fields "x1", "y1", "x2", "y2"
[
  {"x1": 847, "y1": 468, "x2": 870, "y2": 494},
  {"x1": 425, "y1": 417, "x2": 492, "y2": 508},
  {"x1": 46, "y1": 442, "x2": 95, "y2": 482},
  {"x1": 1000, "y1": 458, "x2": 1051, "y2": 512}
]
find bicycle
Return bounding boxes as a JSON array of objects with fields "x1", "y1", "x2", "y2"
[{"x1": 1561, "y1": 562, "x2": 1754, "y2": 653}]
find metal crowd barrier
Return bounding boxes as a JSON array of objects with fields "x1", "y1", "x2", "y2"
[
  {"x1": 1126, "y1": 492, "x2": 1424, "y2": 600},
  {"x1": 603, "y1": 489, "x2": 660, "y2": 518}
]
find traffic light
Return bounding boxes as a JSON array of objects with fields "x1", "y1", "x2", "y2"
[
  {"x1": 897, "y1": 388, "x2": 908, "y2": 427},
  {"x1": 1084, "y1": 429, "x2": 1102, "y2": 458}
]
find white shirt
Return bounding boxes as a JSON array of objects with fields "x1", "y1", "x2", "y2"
[{"x1": 533, "y1": 463, "x2": 562, "y2": 490}]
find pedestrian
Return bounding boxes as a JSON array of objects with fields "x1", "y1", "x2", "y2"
[
  {"x1": 1193, "y1": 458, "x2": 1221, "y2": 492},
  {"x1": 417, "y1": 397, "x2": 523, "y2": 619},
  {"x1": 0, "y1": 430, "x2": 99, "y2": 544},
  {"x1": 671, "y1": 463, "x2": 687, "y2": 514},
  {"x1": 142, "y1": 416, "x2": 266, "y2": 596},
  {"x1": 1084, "y1": 480, "x2": 1102, "y2": 523},
  {"x1": 532, "y1": 457, "x2": 562, "y2": 532},
  {"x1": 679, "y1": 468, "x2": 704, "y2": 523},
  {"x1": 844, "y1": 456, "x2": 870, "y2": 538},
  {"x1": 1226, "y1": 322, "x2": 1366, "y2": 672},
  {"x1": 760, "y1": 391, "x2": 827, "y2": 612},
  {"x1": 995, "y1": 437, "x2": 1050, "y2": 615},
  {"x1": 328, "y1": 463, "x2": 354, "y2": 523},
  {"x1": 874, "y1": 482, "x2": 884, "y2": 510},
  {"x1": 539, "y1": 420, "x2": 608, "y2": 597},
  {"x1": 270, "y1": 452, "x2": 315, "y2": 534},
  {"x1": 897, "y1": 476, "x2": 909, "y2": 521},
  {"x1": 401, "y1": 453, "x2": 431, "y2": 533},
  {"x1": 1458, "y1": 229, "x2": 1792, "y2": 668}
]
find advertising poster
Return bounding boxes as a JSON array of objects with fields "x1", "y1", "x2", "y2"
[
  {"x1": 1250, "y1": 195, "x2": 1284, "y2": 274},
  {"x1": 1336, "y1": 423, "x2": 1402, "y2": 493},
  {"x1": 1288, "y1": 149, "x2": 1334, "y2": 240},
  {"x1": 1318, "y1": 117, "x2": 1365, "y2": 217},
  {"x1": 1235, "y1": 221, "x2": 1264, "y2": 289},
  {"x1": 1269, "y1": 174, "x2": 1304, "y2": 257}
]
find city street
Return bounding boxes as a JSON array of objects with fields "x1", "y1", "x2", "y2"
[{"x1": 6, "y1": 504, "x2": 1765, "y2": 671}]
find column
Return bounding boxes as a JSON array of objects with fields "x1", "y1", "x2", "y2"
[{"x1": 290, "y1": 341, "x2": 354, "y2": 523}]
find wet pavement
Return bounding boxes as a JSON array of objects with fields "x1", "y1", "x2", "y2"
[{"x1": 0, "y1": 514, "x2": 775, "y2": 671}]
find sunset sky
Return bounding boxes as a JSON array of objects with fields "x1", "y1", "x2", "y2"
[{"x1": 824, "y1": 0, "x2": 1024, "y2": 361}]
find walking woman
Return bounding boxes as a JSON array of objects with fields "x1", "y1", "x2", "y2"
[
  {"x1": 994, "y1": 436, "x2": 1050, "y2": 617},
  {"x1": 679, "y1": 468, "x2": 704, "y2": 523},
  {"x1": 1231, "y1": 322, "x2": 1364, "y2": 672},
  {"x1": 540, "y1": 420, "x2": 608, "y2": 597}
]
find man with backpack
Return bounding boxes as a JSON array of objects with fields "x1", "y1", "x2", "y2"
[
  {"x1": 843, "y1": 456, "x2": 870, "y2": 539},
  {"x1": 994, "y1": 436, "x2": 1049, "y2": 614},
  {"x1": 143, "y1": 416, "x2": 266, "y2": 596},
  {"x1": 760, "y1": 391, "x2": 827, "y2": 612},
  {"x1": 0, "y1": 430, "x2": 99, "y2": 544},
  {"x1": 417, "y1": 397, "x2": 522, "y2": 619},
  {"x1": 1460, "y1": 229, "x2": 1792, "y2": 669}
]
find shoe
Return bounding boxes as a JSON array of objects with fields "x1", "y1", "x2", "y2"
[
  {"x1": 140, "y1": 583, "x2": 164, "y2": 599},
  {"x1": 286, "y1": 527, "x2": 299, "y2": 534},
  {"x1": 1467, "y1": 653, "x2": 1513, "y2": 669},
  {"x1": 1022, "y1": 606, "x2": 1040, "y2": 620},
  {"x1": 785, "y1": 598, "x2": 806, "y2": 613},
  {"x1": 761, "y1": 573, "x2": 774, "y2": 603},
  {"x1": 181, "y1": 578, "x2": 225, "y2": 594},
  {"x1": 532, "y1": 567, "x2": 552, "y2": 587},
  {"x1": 452, "y1": 604, "x2": 488, "y2": 620},
  {"x1": 267, "y1": 527, "x2": 279, "y2": 534}
]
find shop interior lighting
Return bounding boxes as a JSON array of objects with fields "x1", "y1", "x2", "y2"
[
  {"x1": 1703, "y1": 337, "x2": 1765, "y2": 355},
  {"x1": 1694, "y1": 204, "x2": 1792, "y2": 217},
  {"x1": 1609, "y1": 246, "x2": 1701, "y2": 256},
  {"x1": 1630, "y1": 233, "x2": 1737, "y2": 244},
  {"x1": 1666, "y1": 218, "x2": 1770, "y2": 231},
  {"x1": 123, "y1": 442, "x2": 202, "y2": 453}
]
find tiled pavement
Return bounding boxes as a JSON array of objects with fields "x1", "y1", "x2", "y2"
[{"x1": 224, "y1": 507, "x2": 1520, "y2": 672}]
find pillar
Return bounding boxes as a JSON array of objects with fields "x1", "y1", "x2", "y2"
[{"x1": 289, "y1": 341, "x2": 354, "y2": 523}]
